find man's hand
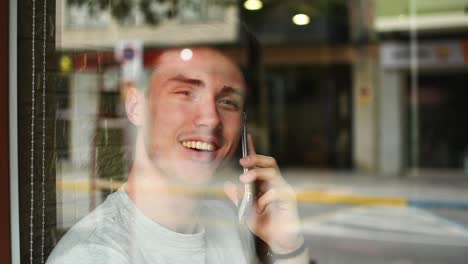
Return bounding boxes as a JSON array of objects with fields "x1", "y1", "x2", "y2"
[{"x1": 224, "y1": 135, "x2": 305, "y2": 256}]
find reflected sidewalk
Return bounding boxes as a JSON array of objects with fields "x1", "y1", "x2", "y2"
[{"x1": 280, "y1": 168, "x2": 468, "y2": 208}]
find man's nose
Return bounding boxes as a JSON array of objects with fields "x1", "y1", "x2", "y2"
[{"x1": 194, "y1": 100, "x2": 222, "y2": 130}]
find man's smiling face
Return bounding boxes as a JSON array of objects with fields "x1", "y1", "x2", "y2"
[{"x1": 142, "y1": 47, "x2": 246, "y2": 184}]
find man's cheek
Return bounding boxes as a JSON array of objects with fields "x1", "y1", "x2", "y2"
[{"x1": 224, "y1": 137, "x2": 240, "y2": 158}]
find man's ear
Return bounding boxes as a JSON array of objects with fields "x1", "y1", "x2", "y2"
[{"x1": 123, "y1": 82, "x2": 145, "y2": 126}]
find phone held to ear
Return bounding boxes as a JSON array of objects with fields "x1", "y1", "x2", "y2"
[{"x1": 238, "y1": 112, "x2": 254, "y2": 223}]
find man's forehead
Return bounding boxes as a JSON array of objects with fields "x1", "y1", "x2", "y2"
[{"x1": 150, "y1": 47, "x2": 246, "y2": 88}]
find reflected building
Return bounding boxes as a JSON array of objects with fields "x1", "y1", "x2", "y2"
[
  {"x1": 375, "y1": 0, "x2": 468, "y2": 174},
  {"x1": 54, "y1": 0, "x2": 468, "y2": 186}
]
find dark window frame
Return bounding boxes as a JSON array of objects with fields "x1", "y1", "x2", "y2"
[{"x1": 0, "y1": 0, "x2": 12, "y2": 262}]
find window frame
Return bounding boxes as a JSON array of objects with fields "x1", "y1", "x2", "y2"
[
  {"x1": 0, "y1": 0, "x2": 11, "y2": 261},
  {"x1": 4, "y1": 0, "x2": 19, "y2": 263}
]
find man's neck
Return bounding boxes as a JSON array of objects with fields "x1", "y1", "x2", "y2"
[{"x1": 125, "y1": 167, "x2": 201, "y2": 234}]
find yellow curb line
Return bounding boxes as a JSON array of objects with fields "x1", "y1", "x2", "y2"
[
  {"x1": 296, "y1": 192, "x2": 407, "y2": 207},
  {"x1": 57, "y1": 180, "x2": 123, "y2": 192},
  {"x1": 57, "y1": 180, "x2": 408, "y2": 207}
]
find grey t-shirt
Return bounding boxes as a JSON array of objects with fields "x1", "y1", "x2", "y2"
[{"x1": 46, "y1": 187, "x2": 257, "y2": 264}]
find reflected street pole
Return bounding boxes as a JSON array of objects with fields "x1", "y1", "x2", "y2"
[{"x1": 409, "y1": 0, "x2": 419, "y2": 175}]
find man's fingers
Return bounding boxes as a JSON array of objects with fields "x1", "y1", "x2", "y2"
[
  {"x1": 256, "y1": 188, "x2": 296, "y2": 214},
  {"x1": 256, "y1": 189, "x2": 279, "y2": 214},
  {"x1": 240, "y1": 168, "x2": 279, "y2": 184},
  {"x1": 223, "y1": 181, "x2": 241, "y2": 207},
  {"x1": 240, "y1": 135, "x2": 279, "y2": 169},
  {"x1": 240, "y1": 154, "x2": 278, "y2": 169}
]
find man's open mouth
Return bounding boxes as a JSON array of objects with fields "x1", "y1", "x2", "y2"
[{"x1": 181, "y1": 141, "x2": 215, "y2": 152}]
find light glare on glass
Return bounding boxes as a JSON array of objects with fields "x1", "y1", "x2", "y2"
[
  {"x1": 244, "y1": 0, "x2": 263, "y2": 11},
  {"x1": 180, "y1": 48, "x2": 193, "y2": 61},
  {"x1": 292, "y1": 14, "x2": 310, "y2": 25}
]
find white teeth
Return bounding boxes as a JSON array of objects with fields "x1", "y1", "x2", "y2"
[{"x1": 182, "y1": 141, "x2": 215, "y2": 151}]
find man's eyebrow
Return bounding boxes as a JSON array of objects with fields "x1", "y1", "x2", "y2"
[
  {"x1": 220, "y1": 86, "x2": 246, "y2": 98},
  {"x1": 168, "y1": 74, "x2": 204, "y2": 86},
  {"x1": 167, "y1": 74, "x2": 245, "y2": 97}
]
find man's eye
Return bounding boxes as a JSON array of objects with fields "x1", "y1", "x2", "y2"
[
  {"x1": 218, "y1": 99, "x2": 240, "y2": 109},
  {"x1": 175, "y1": 90, "x2": 192, "y2": 97}
]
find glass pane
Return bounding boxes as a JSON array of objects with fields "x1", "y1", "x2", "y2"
[{"x1": 15, "y1": 0, "x2": 468, "y2": 263}]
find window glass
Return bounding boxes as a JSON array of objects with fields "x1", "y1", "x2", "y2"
[{"x1": 16, "y1": 0, "x2": 468, "y2": 263}]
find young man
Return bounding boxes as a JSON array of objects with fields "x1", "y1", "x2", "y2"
[{"x1": 47, "y1": 47, "x2": 308, "y2": 263}]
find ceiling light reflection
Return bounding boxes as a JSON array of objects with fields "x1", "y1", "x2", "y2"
[
  {"x1": 292, "y1": 14, "x2": 310, "y2": 25},
  {"x1": 180, "y1": 48, "x2": 193, "y2": 61},
  {"x1": 244, "y1": 0, "x2": 263, "y2": 11}
]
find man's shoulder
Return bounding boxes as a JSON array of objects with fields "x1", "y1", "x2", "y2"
[
  {"x1": 47, "y1": 192, "x2": 130, "y2": 263},
  {"x1": 46, "y1": 242, "x2": 129, "y2": 264}
]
